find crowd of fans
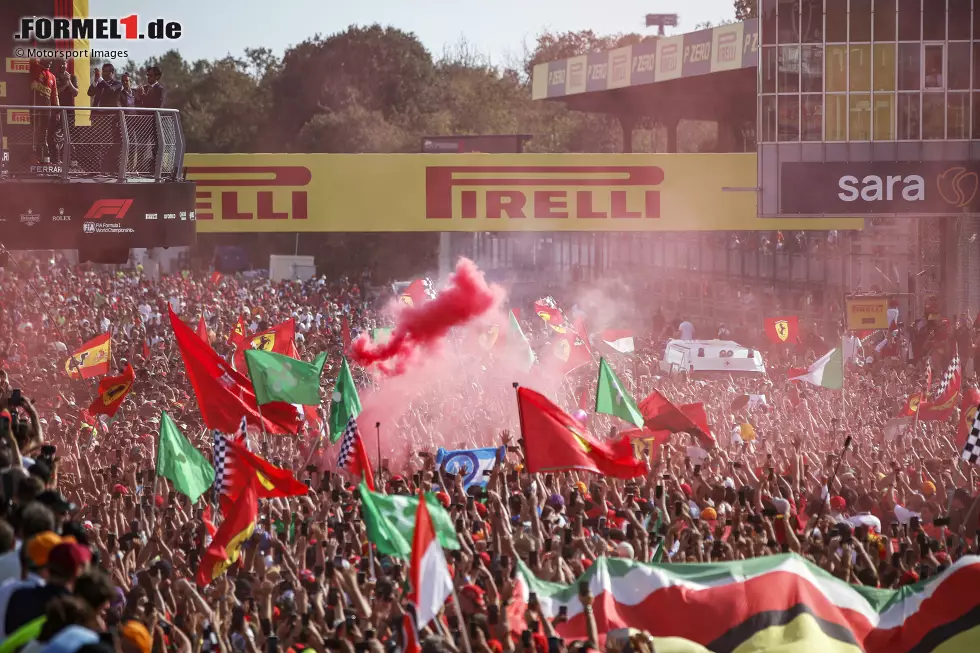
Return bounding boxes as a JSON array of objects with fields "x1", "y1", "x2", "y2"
[{"x1": 0, "y1": 253, "x2": 977, "y2": 653}]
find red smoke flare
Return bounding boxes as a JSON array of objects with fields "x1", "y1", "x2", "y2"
[{"x1": 351, "y1": 258, "x2": 502, "y2": 376}]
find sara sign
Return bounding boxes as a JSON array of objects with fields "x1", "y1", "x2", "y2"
[{"x1": 780, "y1": 162, "x2": 980, "y2": 215}]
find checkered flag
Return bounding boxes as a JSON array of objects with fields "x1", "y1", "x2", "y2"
[
  {"x1": 336, "y1": 415, "x2": 376, "y2": 489},
  {"x1": 962, "y1": 403, "x2": 980, "y2": 465},
  {"x1": 337, "y1": 416, "x2": 359, "y2": 470},
  {"x1": 934, "y1": 351, "x2": 961, "y2": 399},
  {"x1": 213, "y1": 417, "x2": 247, "y2": 496}
]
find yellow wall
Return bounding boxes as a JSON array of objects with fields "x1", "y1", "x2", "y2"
[{"x1": 184, "y1": 153, "x2": 863, "y2": 233}]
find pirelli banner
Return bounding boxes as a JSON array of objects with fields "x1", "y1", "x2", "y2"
[
  {"x1": 845, "y1": 296, "x2": 891, "y2": 331},
  {"x1": 185, "y1": 153, "x2": 863, "y2": 233}
]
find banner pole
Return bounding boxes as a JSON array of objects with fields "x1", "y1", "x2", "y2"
[{"x1": 375, "y1": 421, "x2": 382, "y2": 482}]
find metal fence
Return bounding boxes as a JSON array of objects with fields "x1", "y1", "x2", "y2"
[{"x1": 0, "y1": 106, "x2": 185, "y2": 182}]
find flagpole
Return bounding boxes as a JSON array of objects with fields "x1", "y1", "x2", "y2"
[
  {"x1": 375, "y1": 422, "x2": 382, "y2": 482},
  {"x1": 449, "y1": 585, "x2": 473, "y2": 653}
]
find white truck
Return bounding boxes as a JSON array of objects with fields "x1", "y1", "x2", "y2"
[{"x1": 659, "y1": 339, "x2": 766, "y2": 378}]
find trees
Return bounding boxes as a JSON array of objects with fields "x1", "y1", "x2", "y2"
[{"x1": 734, "y1": 0, "x2": 757, "y2": 20}]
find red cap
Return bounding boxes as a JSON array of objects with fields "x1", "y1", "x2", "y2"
[
  {"x1": 435, "y1": 492, "x2": 451, "y2": 508},
  {"x1": 112, "y1": 484, "x2": 128, "y2": 495},
  {"x1": 47, "y1": 542, "x2": 92, "y2": 578}
]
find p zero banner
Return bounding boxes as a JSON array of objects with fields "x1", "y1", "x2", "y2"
[
  {"x1": 0, "y1": 180, "x2": 196, "y2": 250},
  {"x1": 185, "y1": 153, "x2": 862, "y2": 233},
  {"x1": 845, "y1": 296, "x2": 890, "y2": 330},
  {"x1": 781, "y1": 161, "x2": 980, "y2": 216}
]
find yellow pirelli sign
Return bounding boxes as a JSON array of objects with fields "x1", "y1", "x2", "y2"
[{"x1": 184, "y1": 153, "x2": 864, "y2": 233}]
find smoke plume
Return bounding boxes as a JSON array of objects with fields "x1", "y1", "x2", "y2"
[{"x1": 351, "y1": 258, "x2": 503, "y2": 376}]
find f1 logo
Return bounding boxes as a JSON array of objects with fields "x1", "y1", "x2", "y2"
[{"x1": 84, "y1": 199, "x2": 134, "y2": 220}]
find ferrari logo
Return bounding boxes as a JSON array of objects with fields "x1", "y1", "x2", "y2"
[
  {"x1": 909, "y1": 395, "x2": 920, "y2": 413},
  {"x1": 968, "y1": 405, "x2": 979, "y2": 425},
  {"x1": 569, "y1": 427, "x2": 592, "y2": 453},
  {"x1": 400, "y1": 295, "x2": 414, "y2": 307},
  {"x1": 102, "y1": 382, "x2": 131, "y2": 405},
  {"x1": 256, "y1": 471, "x2": 275, "y2": 491},
  {"x1": 775, "y1": 320, "x2": 790, "y2": 342},
  {"x1": 251, "y1": 333, "x2": 275, "y2": 351},
  {"x1": 556, "y1": 338, "x2": 571, "y2": 362},
  {"x1": 479, "y1": 325, "x2": 499, "y2": 350},
  {"x1": 537, "y1": 311, "x2": 567, "y2": 334}
]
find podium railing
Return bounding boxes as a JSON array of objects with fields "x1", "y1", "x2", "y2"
[{"x1": 0, "y1": 105, "x2": 186, "y2": 182}]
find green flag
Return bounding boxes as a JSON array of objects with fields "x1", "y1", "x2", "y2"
[
  {"x1": 329, "y1": 357, "x2": 361, "y2": 443},
  {"x1": 595, "y1": 357, "x2": 644, "y2": 427},
  {"x1": 509, "y1": 310, "x2": 535, "y2": 371},
  {"x1": 358, "y1": 482, "x2": 459, "y2": 559},
  {"x1": 156, "y1": 412, "x2": 215, "y2": 503},
  {"x1": 245, "y1": 349, "x2": 327, "y2": 406}
]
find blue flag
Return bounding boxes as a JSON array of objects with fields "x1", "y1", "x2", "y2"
[{"x1": 435, "y1": 446, "x2": 504, "y2": 488}]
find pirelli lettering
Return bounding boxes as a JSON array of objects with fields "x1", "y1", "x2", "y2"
[{"x1": 424, "y1": 166, "x2": 664, "y2": 220}]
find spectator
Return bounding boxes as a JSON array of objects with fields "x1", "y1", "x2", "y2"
[
  {"x1": 5, "y1": 541, "x2": 92, "y2": 634},
  {"x1": 87, "y1": 64, "x2": 122, "y2": 108},
  {"x1": 135, "y1": 66, "x2": 165, "y2": 109},
  {"x1": 86, "y1": 64, "x2": 123, "y2": 174},
  {"x1": 119, "y1": 74, "x2": 135, "y2": 108}
]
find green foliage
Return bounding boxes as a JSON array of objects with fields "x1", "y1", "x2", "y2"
[
  {"x1": 139, "y1": 24, "x2": 723, "y2": 156},
  {"x1": 734, "y1": 0, "x2": 757, "y2": 21}
]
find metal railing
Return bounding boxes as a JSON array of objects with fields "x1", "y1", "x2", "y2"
[{"x1": 0, "y1": 105, "x2": 185, "y2": 182}]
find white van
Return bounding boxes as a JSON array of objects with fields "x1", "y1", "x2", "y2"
[{"x1": 659, "y1": 340, "x2": 766, "y2": 378}]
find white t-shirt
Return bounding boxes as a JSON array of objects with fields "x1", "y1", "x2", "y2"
[
  {"x1": 847, "y1": 513, "x2": 882, "y2": 533},
  {"x1": 678, "y1": 321, "x2": 695, "y2": 340}
]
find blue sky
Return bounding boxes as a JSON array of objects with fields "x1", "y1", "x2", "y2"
[{"x1": 89, "y1": 0, "x2": 737, "y2": 67}]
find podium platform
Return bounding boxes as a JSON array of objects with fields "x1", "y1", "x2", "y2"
[{"x1": 0, "y1": 105, "x2": 196, "y2": 260}]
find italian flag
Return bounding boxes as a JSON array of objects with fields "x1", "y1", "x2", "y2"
[
  {"x1": 600, "y1": 329, "x2": 635, "y2": 354},
  {"x1": 409, "y1": 487, "x2": 453, "y2": 629},
  {"x1": 788, "y1": 347, "x2": 843, "y2": 390},
  {"x1": 515, "y1": 554, "x2": 980, "y2": 652}
]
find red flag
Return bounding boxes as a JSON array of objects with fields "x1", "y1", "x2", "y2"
[
  {"x1": 518, "y1": 387, "x2": 645, "y2": 479},
  {"x1": 87, "y1": 363, "x2": 135, "y2": 418},
  {"x1": 197, "y1": 477, "x2": 258, "y2": 586},
  {"x1": 197, "y1": 317, "x2": 209, "y2": 343},
  {"x1": 900, "y1": 353, "x2": 962, "y2": 422},
  {"x1": 400, "y1": 279, "x2": 433, "y2": 308},
  {"x1": 64, "y1": 332, "x2": 111, "y2": 380},
  {"x1": 142, "y1": 339, "x2": 150, "y2": 360},
  {"x1": 609, "y1": 428, "x2": 672, "y2": 460},
  {"x1": 959, "y1": 387, "x2": 980, "y2": 447},
  {"x1": 337, "y1": 417, "x2": 376, "y2": 491},
  {"x1": 341, "y1": 316, "x2": 351, "y2": 353},
  {"x1": 233, "y1": 319, "x2": 295, "y2": 371},
  {"x1": 764, "y1": 316, "x2": 799, "y2": 344},
  {"x1": 401, "y1": 610, "x2": 422, "y2": 653},
  {"x1": 201, "y1": 504, "x2": 217, "y2": 538},
  {"x1": 210, "y1": 271, "x2": 223, "y2": 286},
  {"x1": 168, "y1": 305, "x2": 302, "y2": 435},
  {"x1": 639, "y1": 391, "x2": 714, "y2": 447},
  {"x1": 229, "y1": 315, "x2": 247, "y2": 347},
  {"x1": 217, "y1": 437, "x2": 308, "y2": 513}
]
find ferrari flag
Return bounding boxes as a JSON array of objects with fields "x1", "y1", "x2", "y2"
[
  {"x1": 764, "y1": 316, "x2": 799, "y2": 344},
  {"x1": 87, "y1": 363, "x2": 135, "y2": 417}
]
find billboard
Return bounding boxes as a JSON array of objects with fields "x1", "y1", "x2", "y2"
[
  {"x1": 845, "y1": 296, "x2": 890, "y2": 330},
  {"x1": 184, "y1": 153, "x2": 863, "y2": 233},
  {"x1": 0, "y1": 180, "x2": 196, "y2": 249},
  {"x1": 781, "y1": 162, "x2": 980, "y2": 216},
  {"x1": 530, "y1": 19, "x2": 759, "y2": 100}
]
